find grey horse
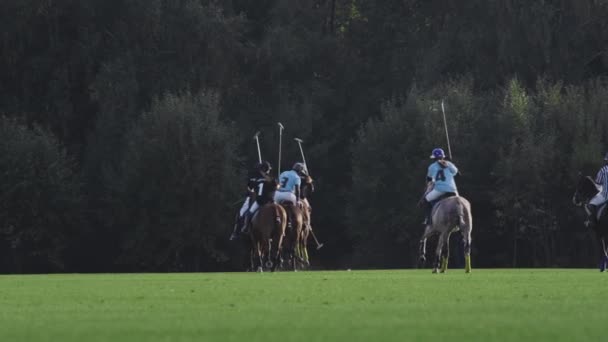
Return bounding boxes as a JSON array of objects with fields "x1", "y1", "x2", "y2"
[{"x1": 418, "y1": 196, "x2": 472, "y2": 273}]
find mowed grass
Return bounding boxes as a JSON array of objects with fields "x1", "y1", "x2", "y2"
[{"x1": 0, "y1": 269, "x2": 606, "y2": 342}]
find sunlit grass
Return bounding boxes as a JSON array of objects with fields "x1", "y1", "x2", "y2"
[{"x1": 0, "y1": 269, "x2": 605, "y2": 341}]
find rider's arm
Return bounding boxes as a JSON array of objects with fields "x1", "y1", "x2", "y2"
[{"x1": 447, "y1": 162, "x2": 458, "y2": 175}]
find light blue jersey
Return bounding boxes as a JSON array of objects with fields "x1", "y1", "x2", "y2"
[
  {"x1": 427, "y1": 161, "x2": 458, "y2": 193},
  {"x1": 278, "y1": 170, "x2": 301, "y2": 193}
]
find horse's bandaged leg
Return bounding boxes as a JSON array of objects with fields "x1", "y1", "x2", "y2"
[
  {"x1": 440, "y1": 256, "x2": 448, "y2": 273},
  {"x1": 465, "y1": 255, "x2": 472, "y2": 273}
]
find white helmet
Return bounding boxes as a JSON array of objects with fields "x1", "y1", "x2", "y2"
[{"x1": 292, "y1": 162, "x2": 305, "y2": 173}]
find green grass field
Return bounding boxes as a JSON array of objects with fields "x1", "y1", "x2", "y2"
[{"x1": 0, "y1": 269, "x2": 606, "y2": 341}]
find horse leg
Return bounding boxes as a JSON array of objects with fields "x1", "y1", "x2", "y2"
[
  {"x1": 256, "y1": 242, "x2": 264, "y2": 273},
  {"x1": 599, "y1": 235, "x2": 608, "y2": 272},
  {"x1": 418, "y1": 225, "x2": 433, "y2": 268},
  {"x1": 462, "y1": 229, "x2": 472, "y2": 273},
  {"x1": 302, "y1": 230, "x2": 310, "y2": 268},
  {"x1": 264, "y1": 240, "x2": 274, "y2": 270},
  {"x1": 291, "y1": 240, "x2": 297, "y2": 272},
  {"x1": 433, "y1": 233, "x2": 447, "y2": 273},
  {"x1": 249, "y1": 247, "x2": 255, "y2": 272},
  {"x1": 270, "y1": 235, "x2": 281, "y2": 272},
  {"x1": 440, "y1": 232, "x2": 451, "y2": 273},
  {"x1": 603, "y1": 237, "x2": 608, "y2": 272}
]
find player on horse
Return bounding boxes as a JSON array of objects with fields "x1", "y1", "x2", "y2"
[
  {"x1": 297, "y1": 165, "x2": 315, "y2": 267},
  {"x1": 418, "y1": 147, "x2": 472, "y2": 273},
  {"x1": 230, "y1": 161, "x2": 275, "y2": 240},
  {"x1": 572, "y1": 153, "x2": 608, "y2": 272},
  {"x1": 421, "y1": 148, "x2": 459, "y2": 225},
  {"x1": 275, "y1": 162, "x2": 305, "y2": 270},
  {"x1": 585, "y1": 153, "x2": 608, "y2": 228}
]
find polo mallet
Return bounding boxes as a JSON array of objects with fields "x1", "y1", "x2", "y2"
[
  {"x1": 294, "y1": 137, "x2": 309, "y2": 174},
  {"x1": 440, "y1": 100, "x2": 453, "y2": 160},
  {"x1": 277, "y1": 123, "x2": 284, "y2": 174},
  {"x1": 310, "y1": 228, "x2": 324, "y2": 250},
  {"x1": 294, "y1": 137, "x2": 323, "y2": 249},
  {"x1": 253, "y1": 131, "x2": 262, "y2": 163}
]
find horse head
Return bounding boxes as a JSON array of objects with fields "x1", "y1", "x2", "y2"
[{"x1": 573, "y1": 173, "x2": 599, "y2": 207}]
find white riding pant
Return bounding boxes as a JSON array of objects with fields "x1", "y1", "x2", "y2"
[
  {"x1": 425, "y1": 189, "x2": 455, "y2": 202},
  {"x1": 249, "y1": 201, "x2": 260, "y2": 214},
  {"x1": 239, "y1": 197, "x2": 251, "y2": 217},
  {"x1": 590, "y1": 192, "x2": 608, "y2": 206},
  {"x1": 274, "y1": 191, "x2": 297, "y2": 205}
]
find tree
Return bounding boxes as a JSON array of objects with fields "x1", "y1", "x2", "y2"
[
  {"x1": 113, "y1": 92, "x2": 242, "y2": 271},
  {"x1": 0, "y1": 116, "x2": 83, "y2": 273}
]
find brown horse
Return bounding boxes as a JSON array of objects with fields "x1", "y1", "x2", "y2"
[
  {"x1": 278, "y1": 201, "x2": 303, "y2": 271},
  {"x1": 250, "y1": 203, "x2": 287, "y2": 272},
  {"x1": 297, "y1": 199, "x2": 312, "y2": 269}
]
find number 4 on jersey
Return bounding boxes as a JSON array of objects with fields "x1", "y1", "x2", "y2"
[{"x1": 436, "y1": 170, "x2": 446, "y2": 182}]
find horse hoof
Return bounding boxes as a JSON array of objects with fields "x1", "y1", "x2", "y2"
[
  {"x1": 257, "y1": 267, "x2": 263, "y2": 273},
  {"x1": 432, "y1": 268, "x2": 438, "y2": 274}
]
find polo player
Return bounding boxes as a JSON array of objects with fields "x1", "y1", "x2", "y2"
[
  {"x1": 230, "y1": 161, "x2": 276, "y2": 240},
  {"x1": 422, "y1": 148, "x2": 459, "y2": 225},
  {"x1": 587, "y1": 152, "x2": 608, "y2": 227}
]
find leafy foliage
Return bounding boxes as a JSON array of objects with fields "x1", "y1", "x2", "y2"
[
  {"x1": 0, "y1": 0, "x2": 607, "y2": 272},
  {"x1": 0, "y1": 117, "x2": 82, "y2": 272},
  {"x1": 114, "y1": 92, "x2": 242, "y2": 271}
]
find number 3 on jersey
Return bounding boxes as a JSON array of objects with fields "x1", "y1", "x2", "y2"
[{"x1": 435, "y1": 170, "x2": 446, "y2": 182}]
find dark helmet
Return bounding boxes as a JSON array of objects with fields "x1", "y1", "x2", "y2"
[
  {"x1": 430, "y1": 148, "x2": 446, "y2": 159},
  {"x1": 292, "y1": 162, "x2": 305, "y2": 173},
  {"x1": 256, "y1": 161, "x2": 272, "y2": 173}
]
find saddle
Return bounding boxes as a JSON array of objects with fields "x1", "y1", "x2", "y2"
[{"x1": 432, "y1": 192, "x2": 457, "y2": 207}]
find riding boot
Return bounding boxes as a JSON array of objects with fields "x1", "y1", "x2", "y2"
[
  {"x1": 423, "y1": 201, "x2": 433, "y2": 225},
  {"x1": 586, "y1": 204, "x2": 598, "y2": 228},
  {"x1": 241, "y1": 211, "x2": 252, "y2": 234},
  {"x1": 229, "y1": 220, "x2": 240, "y2": 241}
]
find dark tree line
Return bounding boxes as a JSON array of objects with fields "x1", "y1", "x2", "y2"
[{"x1": 1, "y1": 0, "x2": 607, "y2": 273}]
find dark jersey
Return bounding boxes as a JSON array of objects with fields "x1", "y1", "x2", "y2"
[
  {"x1": 300, "y1": 175, "x2": 314, "y2": 200},
  {"x1": 247, "y1": 170, "x2": 277, "y2": 205},
  {"x1": 247, "y1": 170, "x2": 264, "y2": 190},
  {"x1": 258, "y1": 178, "x2": 278, "y2": 205}
]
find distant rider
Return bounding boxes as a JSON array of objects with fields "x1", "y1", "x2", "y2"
[
  {"x1": 586, "y1": 152, "x2": 608, "y2": 227},
  {"x1": 422, "y1": 148, "x2": 459, "y2": 225},
  {"x1": 230, "y1": 161, "x2": 274, "y2": 240},
  {"x1": 274, "y1": 163, "x2": 303, "y2": 205},
  {"x1": 299, "y1": 166, "x2": 314, "y2": 213},
  {"x1": 296, "y1": 165, "x2": 315, "y2": 232}
]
